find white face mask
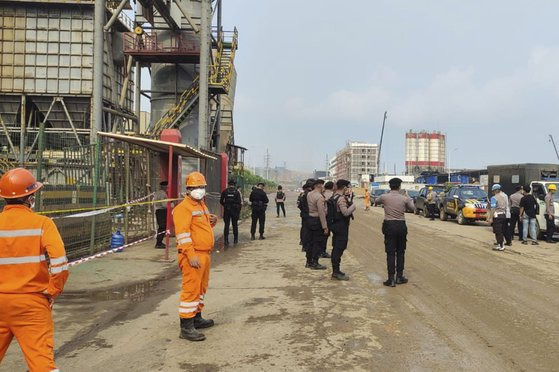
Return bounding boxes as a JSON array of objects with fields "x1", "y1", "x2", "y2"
[
  {"x1": 190, "y1": 188, "x2": 206, "y2": 200},
  {"x1": 26, "y1": 195, "x2": 35, "y2": 210}
]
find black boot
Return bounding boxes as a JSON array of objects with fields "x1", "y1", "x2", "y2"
[
  {"x1": 383, "y1": 276, "x2": 396, "y2": 287},
  {"x1": 224, "y1": 238, "x2": 229, "y2": 246},
  {"x1": 193, "y1": 312, "x2": 214, "y2": 329},
  {"x1": 259, "y1": 234, "x2": 266, "y2": 240},
  {"x1": 332, "y1": 272, "x2": 349, "y2": 281},
  {"x1": 251, "y1": 234, "x2": 256, "y2": 241},
  {"x1": 179, "y1": 318, "x2": 205, "y2": 341},
  {"x1": 234, "y1": 236, "x2": 238, "y2": 244},
  {"x1": 320, "y1": 251, "x2": 331, "y2": 259},
  {"x1": 396, "y1": 275, "x2": 408, "y2": 284},
  {"x1": 310, "y1": 260, "x2": 327, "y2": 270}
]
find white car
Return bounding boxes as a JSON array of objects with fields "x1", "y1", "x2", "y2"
[{"x1": 529, "y1": 181, "x2": 559, "y2": 239}]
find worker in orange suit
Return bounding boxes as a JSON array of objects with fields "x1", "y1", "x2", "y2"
[
  {"x1": 0, "y1": 168, "x2": 69, "y2": 372},
  {"x1": 173, "y1": 171, "x2": 217, "y2": 341},
  {"x1": 364, "y1": 189, "x2": 371, "y2": 211}
]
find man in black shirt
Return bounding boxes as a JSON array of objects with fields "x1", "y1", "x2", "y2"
[
  {"x1": 519, "y1": 185, "x2": 539, "y2": 245},
  {"x1": 249, "y1": 182, "x2": 269, "y2": 240},
  {"x1": 220, "y1": 179, "x2": 242, "y2": 245}
]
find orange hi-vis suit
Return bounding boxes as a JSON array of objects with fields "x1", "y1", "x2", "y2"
[
  {"x1": 364, "y1": 190, "x2": 370, "y2": 208},
  {"x1": 0, "y1": 204, "x2": 69, "y2": 372},
  {"x1": 174, "y1": 196, "x2": 215, "y2": 319}
]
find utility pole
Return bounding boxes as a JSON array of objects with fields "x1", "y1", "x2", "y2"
[
  {"x1": 550, "y1": 134, "x2": 559, "y2": 161},
  {"x1": 377, "y1": 111, "x2": 387, "y2": 175}
]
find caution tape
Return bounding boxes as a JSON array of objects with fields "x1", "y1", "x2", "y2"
[
  {"x1": 39, "y1": 197, "x2": 180, "y2": 217},
  {"x1": 68, "y1": 230, "x2": 170, "y2": 267}
]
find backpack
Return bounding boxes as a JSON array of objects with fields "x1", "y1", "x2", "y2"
[
  {"x1": 298, "y1": 192, "x2": 309, "y2": 217},
  {"x1": 276, "y1": 191, "x2": 285, "y2": 200},
  {"x1": 326, "y1": 194, "x2": 343, "y2": 229}
]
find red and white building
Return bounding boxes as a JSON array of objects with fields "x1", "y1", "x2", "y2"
[{"x1": 405, "y1": 131, "x2": 446, "y2": 175}]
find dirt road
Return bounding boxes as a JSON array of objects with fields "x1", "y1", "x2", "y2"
[{"x1": 2, "y1": 193, "x2": 558, "y2": 371}]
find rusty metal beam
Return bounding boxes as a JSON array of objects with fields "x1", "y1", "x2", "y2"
[{"x1": 151, "y1": 0, "x2": 180, "y2": 30}]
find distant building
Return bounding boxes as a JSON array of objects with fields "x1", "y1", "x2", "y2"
[
  {"x1": 330, "y1": 141, "x2": 379, "y2": 185},
  {"x1": 314, "y1": 170, "x2": 328, "y2": 179},
  {"x1": 405, "y1": 130, "x2": 446, "y2": 175}
]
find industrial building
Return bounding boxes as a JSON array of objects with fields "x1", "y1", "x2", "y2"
[
  {"x1": 330, "y1": 141, "x2": 378, "y2": 185},
  {"x1": 0, "y1": 0, "x2": 240, "y2": 259},
  {"x1": 405, "y1": 130, "x2": 446, "y2": 175}
]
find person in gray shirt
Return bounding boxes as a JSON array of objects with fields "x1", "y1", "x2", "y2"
[
  {"x1": 375, "y1": 178, "x2": 415, "y2": 287},
  {"x1": 508, "y1": 185, "x2": 524, "y2": 242},
  {"x1": 544, "y1": 184, "x2": 557, "y2": 244}
]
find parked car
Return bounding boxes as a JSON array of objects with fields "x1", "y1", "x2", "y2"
[
  {"x1": 371, "y1": 189, "x2": 389, "y2": 206},
  {"x1": 414, "y1": 185, "x2": 445, "y2": 217},
  {"x1": 529, "y1": 181, "x2": 559, "y2": 239},
  {"x1": 402, "y1": 190, "x2": 419, "y2": 213},
  {"x1": 439, "y1": 185, "x2": 488, "y2": 225}
]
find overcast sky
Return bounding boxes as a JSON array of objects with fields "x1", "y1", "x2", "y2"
[{"x1": 214, "y1": 0, "x2": 559, "y2": 173}]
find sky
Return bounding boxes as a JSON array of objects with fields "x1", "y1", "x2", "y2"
[{"x1": 212, "y1": 0, "x2": 559, "y2": 173}]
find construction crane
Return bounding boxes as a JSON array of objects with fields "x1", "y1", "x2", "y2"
[
  {"x1": 550, "y1": 135, "x2": 559, "y2": 161},
  {"x1": 377, "y1": 111, "x2": 388, "y2": 175}
]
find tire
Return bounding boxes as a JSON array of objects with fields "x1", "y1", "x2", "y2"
[
  {"x1": 440, "y1": 209, "x2": 448, "y2": 221},
  {"x1": 414, "y1": 207, "x2": 420, "y2": 215},
  {"x1": 422, "y1": 207, "x2": 429, "y2": 218},
  {"x1": 457, "y1": 210, "x2": 466, "y2": 225}
]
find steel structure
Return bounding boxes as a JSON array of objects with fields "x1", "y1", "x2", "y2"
[{"x1": 0, "y1": 0, "x2": 137, "y2": 178}]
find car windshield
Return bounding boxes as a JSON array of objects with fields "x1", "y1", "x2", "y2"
[
  {"x1": 407, "y1": 190, "x2": 419, "y2": 197},
  {"x1": 460, "y1": 188, "x2": 487, "y2": 200},
  {"x1": 373, "y1": 190, "x2": 388, "y2": 195}
]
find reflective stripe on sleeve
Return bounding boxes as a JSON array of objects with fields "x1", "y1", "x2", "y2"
[
  {"x1": 0, "y1": 229, "x2": 43, "y2": 238},
  {"x1": 179, "y1": 307, "x2": 198, "y2": 314},
  {"x1": 192, "y1": 210, "x2": 203, "y2": 216},
  {"x1": 0, "y1": 254, "x2": 46, "y2": 265},
  {"x1": 50, "y1": 264, "x2": 68, "y2": 274},
  {"x1": 50, "y1": 256, "x2": 68, "y2": 265},
  {"x1": 177, "y1": 237, "x2": 193, "y2": 245},
  {"x1": 176, "y1": 232, "x2": 191, "y2": 239}
]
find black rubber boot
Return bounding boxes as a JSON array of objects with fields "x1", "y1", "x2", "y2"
[
  {"x1": 194, "y1": 312, "x2": 214, "y2": 329},
  {"x1": 251, "y1": 234, "x2": 256, "y2": 241},
  {"x1": 234, "y1": 237, "x2": 238, "y2": 244},
  {"x1": 383, "y1": 276, "x2": 396, "y2": 287},
  {"x1": 179, "y1": 318, "x2": 205, "y2": 341},
  {"x1": 259, "y1": 234, "x2": 266, "y2": 240}
]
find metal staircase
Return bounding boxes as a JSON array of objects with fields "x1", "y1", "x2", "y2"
[{"x1": 147, "y1": 28, "x2": 238, "y2": 138}]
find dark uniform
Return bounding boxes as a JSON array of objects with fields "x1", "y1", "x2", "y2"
[
  {"x1": 153, "y1": 181, "x2": 169, "y2": 249},
  {"x1": 306, "y1": 180, "x2": 328, "y2": 270},
  {"x1": 220, "y1": 181, "x2": 242, "y2": 245},
  {"x1": 375, "y1": 178, "x2": 415, "y2": 287},
  {"x1": 249, "y1": 184, "x2": 269, "y2": 240},
  {"x1": 329, "y1": 179, "x2": 356, "y2": 280},
  {"x1": 297, "y1": 179, "x2": 314, "y2": 252}
]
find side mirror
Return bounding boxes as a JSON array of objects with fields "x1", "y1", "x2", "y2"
[{"x1": 538, "y1": 194, "x2": 545, "y2": 201}]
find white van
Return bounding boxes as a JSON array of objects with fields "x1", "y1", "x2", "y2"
[{"x1": 529, "y1": 181, "x2": 559, "y2": 239}]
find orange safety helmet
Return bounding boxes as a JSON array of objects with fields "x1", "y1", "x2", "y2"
[
  {"x1": 0, "y1": 168, "x2": 43, "y2": 199},
  {"x1": 185, "y1": 171, "x2": 207, "y2": 187}
]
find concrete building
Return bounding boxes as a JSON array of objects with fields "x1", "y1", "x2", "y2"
[
  {"x1": 330, "y1": 141, "x2": 378, "y2": 185},
  {"x1": 405, "y1": 130, "x2": 446, "y2": 175}
]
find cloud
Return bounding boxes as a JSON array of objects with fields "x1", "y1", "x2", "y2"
[{"x1": 280, "y1": 47, "x2": 559, "y2": 131}]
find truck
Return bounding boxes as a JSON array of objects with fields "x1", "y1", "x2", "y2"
[{"x1": 487, "y1": 163, "x2": 559, "y2": 196}]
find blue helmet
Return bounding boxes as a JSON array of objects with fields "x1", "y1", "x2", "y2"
[{"x1": 492, "y1": 184, "x2": 501, "y2": 191}]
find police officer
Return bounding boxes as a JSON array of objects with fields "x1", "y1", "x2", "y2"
[
  {"x1": 249, "y1": 182, "x2": 269, "y2": 240},
  {"x1": 153, "y1": 181, "x2": 169, "y2": 248},
  {"x1": 298, "y1": 179, "x2": 314, "y2": 252},
  {"x1": 306, "y1": 179, "x2": 328, "y2": 270},
  {"x1": 329, "y1": 179, "x2": 356, "y2": 280},
  {"x1": 426, "y1": 186, "x2": 436, "y2": 220},
  {"x1": 544, "y1": 184, "x2": 557, "y2": 244},
  {"x1": 220, "y1": 179, "x2": 242, "y2": 245},
  {"x1": 488, "y1": 184, "x2": 508, "y2": 251},
  {"x1": 375, "y1": 178, "x2": 415, "y2": 287},
  {"x1": 508, "y1": 185, "x2": 524, "y2": 242},
  {"x1": 320, "y1": 181, "x2": 335, "y2": 259}
]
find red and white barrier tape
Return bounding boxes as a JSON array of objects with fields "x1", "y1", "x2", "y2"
[{"x1": 68, "y1": 230, "x2": 169, "y2": 267}]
